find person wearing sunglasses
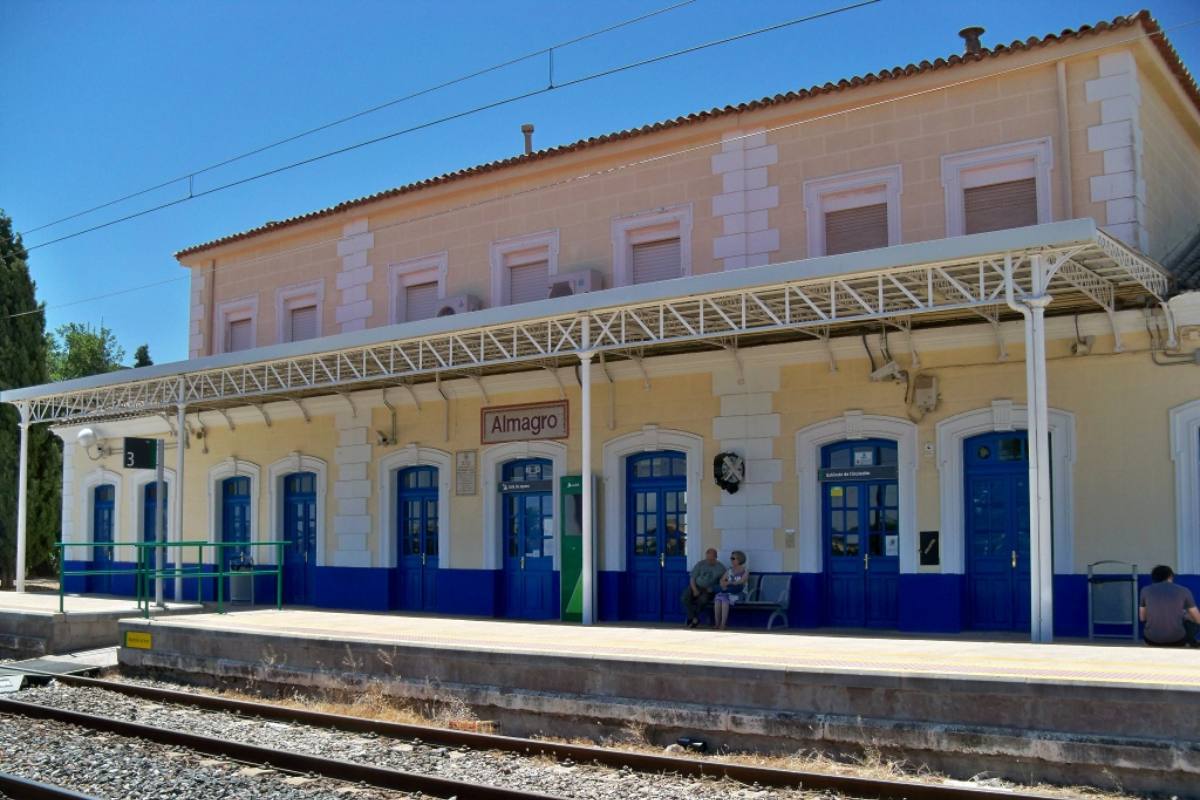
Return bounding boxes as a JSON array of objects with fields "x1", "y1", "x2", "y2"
[{"x1": 713, "y1": 551, "x2": 750, "y2": 630}]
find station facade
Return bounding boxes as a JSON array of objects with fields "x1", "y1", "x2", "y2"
[{"x1": 7, "y1": 13, "x2": 1200, "y2": 638}]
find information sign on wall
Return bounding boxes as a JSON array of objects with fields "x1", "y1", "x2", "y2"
[
  {"x1": 123, "y1": 437, "x2": 158, "y2": 469},
  {"x1": 817, "y1": 465, "x2": 898, "y2": 482},
  {"x1": 481, "y1": 401, "x2": 568, "y2": 444},
  {"x1": 455, "y1": 450, "x2": 478, "y2": 496}
]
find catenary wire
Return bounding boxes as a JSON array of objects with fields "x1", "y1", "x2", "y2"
[
  {"x1": 11, "y1": 16, "x2": 1197, "y2": 322},
  {"x1": 17, "y1": 0, "x2": 700, "y2": 237},
  {"x1": 22, "y1": 0, "x2": 882, "y2": 251}
]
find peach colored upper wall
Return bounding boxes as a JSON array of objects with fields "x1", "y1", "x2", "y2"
[{"x1": 179, "y1": 36, "x2": 1199, "y2": 357}]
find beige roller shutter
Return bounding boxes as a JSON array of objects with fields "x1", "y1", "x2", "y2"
[
  {"x1": 824, "y1": 203, "x2": 888, "y2": 256},
  {"x1": 404, "y1": 282, "x2": 439, "y2": 321},
  {"x1": 226, "y1": 318, "x2": 252, "y2": 352},
  {"x1": 508, "y1": 260, "x2": 549, "y2": 304},
  {"x1": 964, "y1": 178, "x2": 1038, "y2": 234},
  {"x1": 288, "y1": 305, "x2": 318, "y2": 341},
  {"x1": 631, "y1": 237, "x2": 681, "y2": 284}
]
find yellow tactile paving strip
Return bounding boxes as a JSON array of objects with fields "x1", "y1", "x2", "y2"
[{"x1": 139, "y1": 610, "x2": 1200, "y2": 690}]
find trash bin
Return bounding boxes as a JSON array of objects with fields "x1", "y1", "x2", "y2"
[
  {"x1": 229, "y1": 555, "x2": 255, "y2": 605},
  {"x1": 1087, "y1": 560, "x2": 1138, "y2": 640}
]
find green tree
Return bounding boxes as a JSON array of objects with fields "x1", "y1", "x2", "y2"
[
  {"x1": 0, "y1": 211, "x2": 60, "y2": 586},
  {"x1": 46, "y1": 322, "x2": 126, "y2": 382},
  {"x1": 133, "y1": 344, "x2": 153, "y2": 368}
]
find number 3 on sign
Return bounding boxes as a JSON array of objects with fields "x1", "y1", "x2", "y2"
[{"x1": 125, "y1": 449, "x2": 136, "y2": 468}]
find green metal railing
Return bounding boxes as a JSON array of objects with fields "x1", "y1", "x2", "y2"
[{"x1": 56, "y1": 540, "x2": 288, "y2": 617}]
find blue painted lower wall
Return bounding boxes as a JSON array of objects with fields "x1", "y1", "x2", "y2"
[{"x1": 898, "y1": 573, "x2": 964, "y2": 632}]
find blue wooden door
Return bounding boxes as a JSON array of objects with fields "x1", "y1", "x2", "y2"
[
  {"x1": 627, "y1": 452, "x2": 689, "y2": 622},
  {"x1": 822, "y1": 440, "x2": 900, "y2": 628},
  {"x1": 397, "y1": 466, "x2": 438, "y2": 611},
  {"x1": 965, "y1": 432, "x2": 1033, "y2": 631},
  {"x1": 502, "y1": 459, "x2": 555, "y2": 619},
  {"x1": 282, "y1": 472, "x2": 317, "y2": 605},
  {"x1": 221, "y1": 476, "x2": 252, "y2": 594},
  {"x1": 91, "y1": 484, "x2": 116, "y2": 594},
  {"x1": 142, "y1": 483, "x2": 166, "y2": 545}
]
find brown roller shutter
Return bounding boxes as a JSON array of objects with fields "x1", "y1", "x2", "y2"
[
  {"x1": 508, "y1": 260, "x2": 549, "y2": 304},
  {"x1": 631, "y1": 237, "x2": 682, "y2": 284},
  {"x1": 404, "y1": 282, "x2": 439, "y2": 321},
  {"x1": 824, "y1": 203, "x2": 888, "y2": 256},
  {"x1": 964, "y1": 178, "x2": 1038, "y2": 234},
  {"x1": 226, "y1": 318, "x2": 252, "y2": 352},
  {"x1": 288, "y1": 305, "x2": 318, "y2": 341}
]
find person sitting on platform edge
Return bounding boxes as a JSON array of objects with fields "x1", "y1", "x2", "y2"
[
  {"x1": 713, "y1": 550, "x2": 750, "y2": 630},
  {"x1": 1140, "y1": 565, "x2": 1200, "y2": 647},
  {"x1": 681, "y1": 548, "x2": 725, "y2": 628}
]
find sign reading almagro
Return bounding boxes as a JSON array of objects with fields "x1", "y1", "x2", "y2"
[{"x1": 481, "y1": 400, "x2": 569, "y2": 444}]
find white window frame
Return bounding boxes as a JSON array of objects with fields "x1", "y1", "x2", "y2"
[
  {"x1": 274, "y1": 280, "x2": 325, "y2": 344},
  {"x1": 1170, "y1": 398, "x2": 1200, "y2": 574},
  {"x1": 803, "y1": 165, "x2": 902, "y2": 258},
  {"x1": 266, "y1": 454, "x2": 328, "y2": 568},
  {"x1": 489, "y1": 231, "x2": 559, "y2": 307},
  {"x1": 612, "y1": 204, "x2": 693, "y2": 287},
  {"x1": 941, "y1": 137, "x2": 1053, "y2": 237},
  {"x1": 377, "y1": 445, "x2": 453, "y2": 569},
  {"x1": 214, "y1": 294, "x2": 259, "y2": 355},
  {"x1": 388, "y1": 252, "x2": 448, "y2": 324},
  {"x1": 206, "y1": 457, "x2": 261, "y2": 558},
  {"x1": 131, "y1": 468, "x2": 176, "y2": 546}
]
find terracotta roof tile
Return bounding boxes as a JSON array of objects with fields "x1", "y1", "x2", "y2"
[{"x1": 176, "y1": 10, "x2": 1197, "y2": 259}]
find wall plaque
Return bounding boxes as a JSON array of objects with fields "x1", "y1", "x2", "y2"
[
  {"x1": 455, "y1": 450, "x2": 478, "y2": 496},
  {"x1": 481, "y1": 400, "x2": 568, "y2": 444}
]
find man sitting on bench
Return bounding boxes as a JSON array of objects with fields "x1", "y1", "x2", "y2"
[
  {"x1": 1140, "y1": 564, "x2": 1200, "y2": 647},
  {"x1": 680, "y1": 548, "x2": 725, "y2": 628}
]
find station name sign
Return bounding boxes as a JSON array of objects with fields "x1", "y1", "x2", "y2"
[
  {"x1": 818, "y1": 465, "x2": 898, "y2": 482},
  {"x1": 481, "y1": 400, "x2": 568, "y2": 444}
]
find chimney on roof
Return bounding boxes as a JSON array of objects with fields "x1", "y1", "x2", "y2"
[
  {"x1": 521, "y1": 123, "x2": 535, "y2": 155},
  {"x1": 958, "y1": 26, "x2": 985, "y2": 56}
]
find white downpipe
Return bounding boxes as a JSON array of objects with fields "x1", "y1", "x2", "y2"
[
  {"x1": 15, "y1": 403, "x2": 30, "y2": 592},
  {"x1": 580, "y1": 318, "x2": 595, "y2": 625},
  {"x1": 1004, "y1": 254, "x2": 1055, "y2": 643},
  {"x1": 174, "y1": 403, "x2": 186, "y2": 602}
]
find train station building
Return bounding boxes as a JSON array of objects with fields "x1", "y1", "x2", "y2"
[{"x1": 5, "y1": 12, "x2": 1200, "y2": 642}]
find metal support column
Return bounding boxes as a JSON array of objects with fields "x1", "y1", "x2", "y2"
[
  {"x1": 155, "y1": 439, "x2": 165, "y2": 607},
  {"x1": 1006, "y1": 254, "x2": 1055, "y2": 643},
  {"x1": 174, "y1": 403, "x2": 186, "y2": 602},
  {"x1": 15, "y1": 403, "x2": 30, "y2": 592},
  {"x1": 579, "y1": 318, "x2": 595, "y2": 625}
]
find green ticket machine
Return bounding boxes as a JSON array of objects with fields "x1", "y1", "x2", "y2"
[{"x1": 559, "y1": 474, "x2": 594, "y2": 622}]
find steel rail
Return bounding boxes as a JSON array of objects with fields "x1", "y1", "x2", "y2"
[
  {"x1": 0, "y1": 696, "x2": 562, "y2": 800},
  {"x1": 17, "y1": 671, "x2": 1054, "y2": 800},
  {"x1": 0, "y1": 771, "x2": 99, "y2": 800}
]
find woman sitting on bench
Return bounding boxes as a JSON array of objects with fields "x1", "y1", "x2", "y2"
[{"x1": 713, "y1": 551, "x2": 750, "y2": 630}]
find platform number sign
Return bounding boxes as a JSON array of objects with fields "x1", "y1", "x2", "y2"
[{"x1": 123, "y1": 437, "x2": 159, "y2": 469}]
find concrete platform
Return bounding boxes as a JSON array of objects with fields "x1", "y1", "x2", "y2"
[
  {"x1": 0, "y1": 592, "x2": 202, "y2": 659},
  {"x1": 119, "y1": 610, "x2": 1200, "y2": 796}
]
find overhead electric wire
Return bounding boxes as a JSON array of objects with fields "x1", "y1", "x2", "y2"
[
  {"x1": 17, "y1": 0, "x2": 699, "y2": 237},
  {"x1": 22, "y1": 0, "x2": 882, "y2": 252},
  {"x1": 10, "y1": 16, "x2": 1197, "y2": 323}
]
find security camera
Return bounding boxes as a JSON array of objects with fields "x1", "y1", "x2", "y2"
[
  {"x1": 376, "y1": 430, "x2": 393, "y2": 446},
  {"x1": 869, "y1": 361, "x2": 905, "y2": 382}
]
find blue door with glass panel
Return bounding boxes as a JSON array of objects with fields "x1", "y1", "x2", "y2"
[
  {"x1": 221, "y1": 476, "x2": 252, "y2": 595},
  {"x1": 822, "y1": 440, "x2": 900, "y2": 628},
  {"x1": 143, "y1": 483, "x2": 168, "y2": 587},
  {"x1": 965, "y1": 431, "x2": 1032, "y2": 631},
  {"x1": 397, "y1": 466, "x2": 438, "y2": 611},
  {"x1": 502, "y1": 459, "x2": 555, "y2": 619},
  {"x1": 282, "y1": 472, "x2": 317, "y2": 605},
  {"x1": 627, "y1": 451, "x2": 689, "y2": 622},
  {"x1": 92, "y1": 484, "x2": 116, "y2": 594}
]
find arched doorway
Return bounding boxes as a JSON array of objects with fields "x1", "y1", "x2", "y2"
[
  {"x1": 221, "y1": 476, "x2": 252, "y2": 599},
  {"x1": 821, "y1": 439, "x2": 900, "y2": 628},
  {"x1": 396, "y1": 465, "x2": 439, "y2": 611},
  {"x1": 501, "y1": 458, "x2": 555, "y2": 619},
  {"x1": 626, "y1": 451, "x2": 688, "y2": 622},
  {"x1": 91, "y1": 483, "x2": 116, "y2": 594},
  {"x1": 282, "y1": 472, "x2": 317, "y2": 605},
  {"x1": 964, "y1": 431, "x2": 1033, "y2": 631}
]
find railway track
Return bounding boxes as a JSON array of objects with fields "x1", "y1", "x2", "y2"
[
  {"x1": 0, "y1": 771, "x2": 98, "y2": 800},
  {"x1": 7, "y1": 669, "x2": 1056, "y2": 800}
]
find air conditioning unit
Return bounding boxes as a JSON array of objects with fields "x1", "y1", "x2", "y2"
[
  {"x1": 547, "y1": 269, "x2": 603, "y2": 299},
  {"x1": 436, "y1": 294, "x2": 482, "y2": 317}
]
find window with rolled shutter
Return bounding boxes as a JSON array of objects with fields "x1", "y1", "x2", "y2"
[
  {"x1": 508, "y1": 260, "x2": 549, "y2": 304},
  {"x1": 964, "y1": 178, "x2": 1038, "y2": 234},
  {"x1": 631, "y1": 237, "x2": 681, "y2": 284},
  {"x1": 226, "y1": 318, "x2": 252, "y2": 352},
  {"x1": 404, "y1": 281, "x2": 439, "y2": 321},
  {"x1": 288, "y1": 304, "x2": 318, "y2": 342},
  {"x1": 824, "y1": 203, "x2": 888, "y2": 256}
]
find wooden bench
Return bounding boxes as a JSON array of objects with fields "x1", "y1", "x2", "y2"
[{"x1": 728, "y1": 573, "x2": 791, "y2": 629}]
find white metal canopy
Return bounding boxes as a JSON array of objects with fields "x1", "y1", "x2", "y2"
[{"x1": 0, "y1": 220, "x2": 1172, "y2": 425}]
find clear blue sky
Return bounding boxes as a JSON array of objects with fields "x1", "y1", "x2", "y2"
[{"x1": 2, "y1": 0, "x2": 1197, "y2": 366}]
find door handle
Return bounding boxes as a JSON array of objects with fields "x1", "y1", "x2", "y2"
[
  {"x1": 1012, "y1": 550, "x2": 1017, "y2": 569},
  {"x1": 421, "y1": 552, "x2": 426, "y2": 566},
  {"x1": 864, "y1": 553, "x2": 870, "y2": 571},
  {"x1": 520, "y1": 556, "x2": 525, "y2": 570},
  {"x1": 659, "y1": 552, "x2": 665, "y2": 568}
]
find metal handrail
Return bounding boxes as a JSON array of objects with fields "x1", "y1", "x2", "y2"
[{"x1": 55, "y1": 539, "x2": 289, "y2": 616}]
